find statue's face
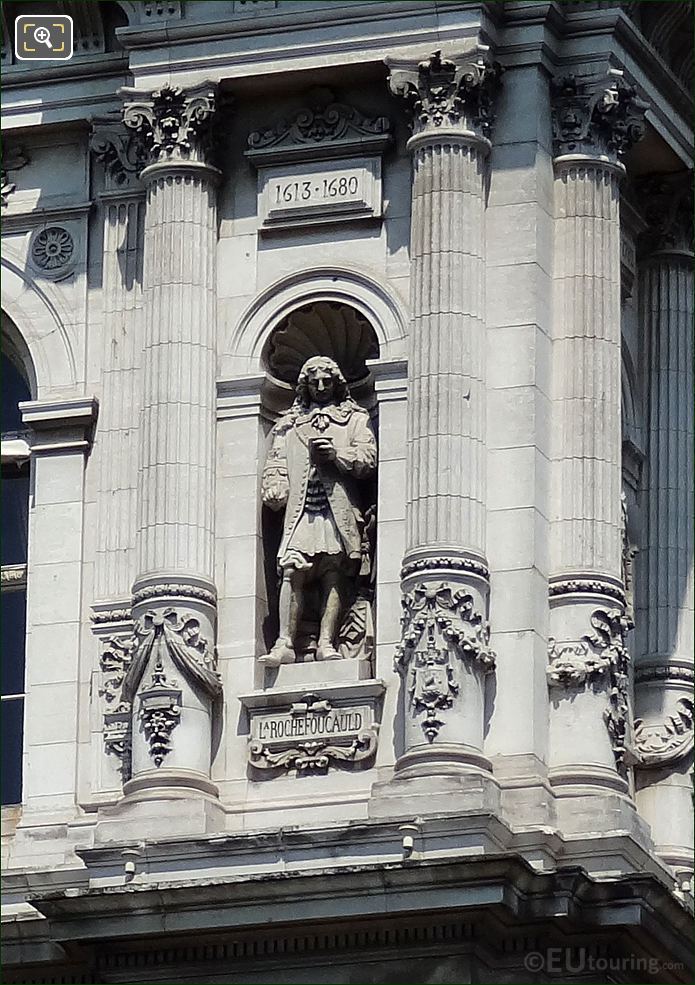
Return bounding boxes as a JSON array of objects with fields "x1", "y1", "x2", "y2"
[{"x1": 306, "y1": 366, "x2": 336, "y2": 405}]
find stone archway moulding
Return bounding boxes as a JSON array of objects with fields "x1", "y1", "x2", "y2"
[
  {"x1": 1, "y1": 251, "x2": 77, "y2": 396},
  {"x1": 227, "y1": 267, "x2": 408, "y2": 375}
]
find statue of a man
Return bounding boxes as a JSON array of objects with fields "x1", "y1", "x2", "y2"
[{"x1": 261, "y1": 356, "x2": 377, "y2": 666}]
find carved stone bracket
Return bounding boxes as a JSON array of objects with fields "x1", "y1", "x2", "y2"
[
  {"x1": 551, "y1": 71, "x2": 648, "y2": 159},
  {"x1": 396, "y1": 583, "x2": 495, "y2": 742},
  {"x1": 388, "y1": 49, "x2": 503, "y2": 140},
  {"x1": 246, "y1": 92, "x2": 392, "y2": 164},
  {"x1": 548, "y1": 608, "x2": 631, "y2": 773},
  {"x1": 121, "y1": 83, "x2": 219, "y2": 169},
  {"x1": 634, "y1": 699, "x2": 694, "y2": 767}
]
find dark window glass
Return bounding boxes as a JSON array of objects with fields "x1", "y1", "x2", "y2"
[
  {"x1": 1, "y1": 589, "x2": 27, "y2": 696},
  {"x1": 1, "y1": 352, "x2": 30, "y2": 434},
  {"x1": 1, "y1": 697, "x2": 24, "y2": 804},
  {"x1": 1, "y1": 467, "x2": 29, "y2": 566}
]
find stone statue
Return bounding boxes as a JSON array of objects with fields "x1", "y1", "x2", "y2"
[{"x1": 261, "y1": 356, "x2": 377, "y2": 666}]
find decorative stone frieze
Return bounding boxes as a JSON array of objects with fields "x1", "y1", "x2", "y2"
[
  {"x1": 388, "y1": 49, "x2": 502, "y2": 139},
  {"x1": 397, "y1": 584, "x2": 494, "y2": 742},
  {"x1": 551, "y1": 71, "x2": 648, "y2": 158},
  {"x1": 122, "y1": 83, "x2": 219, "y2": 168}
]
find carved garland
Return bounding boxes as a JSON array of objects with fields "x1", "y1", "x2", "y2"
[
  {"x1": 396, "y1": 583, "x2": 495, "y2": 742},
  {"x1": 548, "y1": 608, "x2": 632, "y2": 774}
]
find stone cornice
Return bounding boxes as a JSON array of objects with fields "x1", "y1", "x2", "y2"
[
  {"x1": 19, "y1": 397, "x2": 98, "y2": 454},
  {"x1": 387, "y1": 48, "x2": 503, "y2": 145},
  {"x1": 550, "y1": 70, "x2": 648, "y2": 161},
  {"x1": 121, "y1": 82, "x2": 220, "y2": 172}
]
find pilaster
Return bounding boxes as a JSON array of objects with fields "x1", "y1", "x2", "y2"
[
  {"x1": 378, "y1": 49, "x2": 502, "y2": 791},
  {"x1": 548, "y1": 71, "x2": 647, "y2": 797}
]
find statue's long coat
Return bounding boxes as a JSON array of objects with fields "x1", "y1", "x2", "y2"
[{"x1": 262, "y1": 402, "x2": 376, "y2": 568}]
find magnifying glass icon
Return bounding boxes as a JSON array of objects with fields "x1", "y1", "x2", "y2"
[{"x1": 33, "y1": 26, "x2": 52, "y2": 48}]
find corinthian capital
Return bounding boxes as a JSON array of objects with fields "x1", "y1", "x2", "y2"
[
  {"x1": 636, "y1": 170, "x2": 694, "y2": 256},
  {"x1": 551, "y1": 71, "x2": 648, "y2": 161},
  {"x1": 388, "y1": 49, "x2": 503, "y2": 141},
  {"x1": 121, "y1": 82, "x2": 220, "y2": 170}
]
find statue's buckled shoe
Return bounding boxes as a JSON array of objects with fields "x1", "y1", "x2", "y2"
[{"x1": 260, "y1": 640, "x2": 296, "y2": 667}]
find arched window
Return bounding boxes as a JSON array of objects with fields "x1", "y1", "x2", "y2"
[{"x1": 1, "y1": 349, "x2": 31, "y2": 805}]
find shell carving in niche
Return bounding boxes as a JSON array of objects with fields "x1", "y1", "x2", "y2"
[{"x1": 265, "y1": 301, "x2": 379, "y2": 385}]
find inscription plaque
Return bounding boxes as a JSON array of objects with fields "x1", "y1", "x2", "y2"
[
  {"x1": 258, "y1": 156, "x2": 382, "y2": 230},
  {"x1": 240, "y1": 682, "x2": 384, "y2": 775}
]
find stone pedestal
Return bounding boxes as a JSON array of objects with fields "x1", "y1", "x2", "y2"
[
  {"x1": 110, "y1": 84, "x2": 224, "y2": 811},
  {"x1": 373, "y1": 49, "x2": 501, "y2": 795},
  {"x1": 634, "y1": 173, "x2": 694, "y2": 887},
  {"x1": 547, "y1": 74, "x2": 647, "y2": 797}
]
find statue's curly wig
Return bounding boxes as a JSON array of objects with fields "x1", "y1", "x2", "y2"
[{"x1": 294, "y1": 355, "x2": 350, "y2": 409}]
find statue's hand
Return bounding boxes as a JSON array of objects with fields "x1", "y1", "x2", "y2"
[
  {"x1": 262, "y1": 477, "x2": 289, "y2": 509},
  {"x1": 310, "y1": 437, "x2": 337, "y2": 463}
]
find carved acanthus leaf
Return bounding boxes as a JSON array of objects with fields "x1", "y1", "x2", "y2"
[
  {"x1": 122, "y1": 83, "x2": 219, "y2": 168},
  {"x1": 397, "y1": 582, "x2": 495, "y2": 742},
  {"x1": 634, "y1": 699, "x2": 694, "y2": 767},
  {"x1": 388, "y1": 49, "x2": 503, "y2": 139},
  {"x1": 551, "y1": 72, "x2": 648, "y2": 159}
]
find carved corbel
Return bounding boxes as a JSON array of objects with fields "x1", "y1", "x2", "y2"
[
  {"x1": 396, "y1": 583, "x2": 495, "y2": 742},
  {"x1": 90, "y1": 116, "x2": 147, "y2": 190},
  {"x1": 1, "y1": 146, "x2": 29, "y2": 208},
  {"x1": 98, "y1": 634, "x2": 136, "y2": 779}
]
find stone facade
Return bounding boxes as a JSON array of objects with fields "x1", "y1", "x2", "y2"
[{"x1": 0, "y1": 2, "x2": 692, "y2": 983}]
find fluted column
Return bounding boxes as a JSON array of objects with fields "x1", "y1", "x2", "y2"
[
  {"x1": 388, "y1": 50, "x2": 501, "y2": 778},
  {"x1": 548, "y1": 73, "x2": 647, "y2": 794},
  {"x1": 118, "y1": 84, "x2": 223, "y2": 800},
  {"x1": 634, "y1": 173, "x2": 694, "y2": 885}
]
